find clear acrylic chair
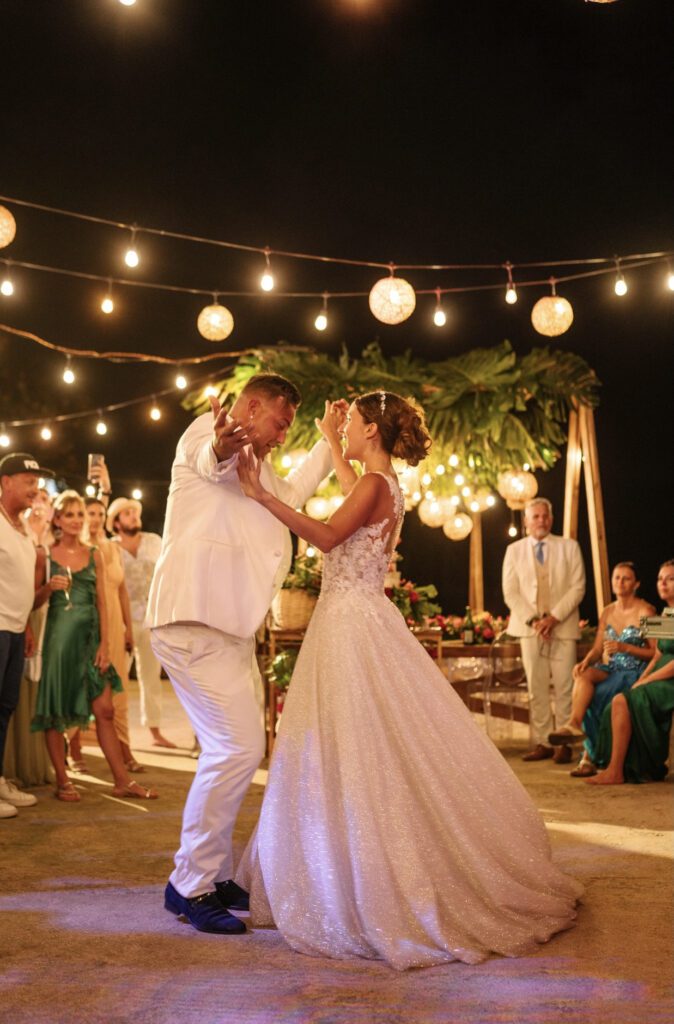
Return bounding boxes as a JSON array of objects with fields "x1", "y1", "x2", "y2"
[{"x1": 482, "y1": 633, "x2": 531, "y2": 742}]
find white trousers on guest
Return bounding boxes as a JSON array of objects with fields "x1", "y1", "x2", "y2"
[
  {"x1": 132, "y1": 621, "x2": 163, "y2": 728},
  {"x1": 151, "y1": 623, "x2": 265, "y2": 898},
  {"x1": 519, "y1": 637, "x2": 576, "y2": 746}
]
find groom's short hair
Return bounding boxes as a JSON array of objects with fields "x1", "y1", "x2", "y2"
[{"x1": 242, "y1": 373, "x2": 302, "y2": 408}]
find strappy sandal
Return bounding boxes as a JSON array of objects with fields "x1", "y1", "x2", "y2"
[
  {"x1": 56, "y1": 782, "x2": 81, "y2": 802},
  {"x1": 70, "y1": 759, "x2": 88, "y2": 773},
  {"x1": 124, "y1": 758, "x2": 147, "y2": 774},
  {"x1": 112, "y1": 781, "x2": 158, "y2": 800},
  {"x1": 570, "y1": 758, "x2": 597, "y2": 778}
]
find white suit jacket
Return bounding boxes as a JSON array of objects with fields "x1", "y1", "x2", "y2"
[
  {"x1": 148, "y1": 412, "x2": 333, "y2": 639},
  {"x1": 502, "y1": 533, "x2": 586, "y2": 640}
]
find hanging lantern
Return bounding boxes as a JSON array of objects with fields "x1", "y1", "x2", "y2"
[
  {"x1": 0, "y1": 206, "x2": 16, "y2": 249},
  {"x1": 369, "y1": 274, "x2": 416, "y2": 325},
  {"x1": 443, "y1": 513, "x2": 474, "y2": 541},
  {"x1": 418, "y1": 496, "x2": 454, "y2": 528},
  {"x1": 197, "y1": 302, "x2": 234, "y2": 341},
  {"x1": 305, "y1": 496, "x2": 330, "y2": 520},
  {"x1": 473, "y1": 487, "x2": 496, "y2": 512},
  {"x1": 531, "y1": 278, "x2": 573, "y2": 337},
  {"x1": 497, "y1": 470, "x2": 538, "y2": 510}
]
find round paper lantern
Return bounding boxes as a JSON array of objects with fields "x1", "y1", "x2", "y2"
[
  {"x1": 473, "y1": 487, "x2": 496, "y2": 512},
  {"x1": 497, "y1": 470, "x2": 538, "y2": 510},
  {"x1": 443, "y1": 513, "x2": 474, "y2": 541},
  {"x1": 197, "y1": 303, "x2": 234, "y2": 341},
  {"x1": 369, "y1": 276, "x2": 416, "y2": 325},
  {"x1": 0, "y1": 206, "x2": 16, "y2": 249},
  {"x1": 418, "y1": 496, "x2": 454, "y2": 528},
  {"x1": 305, "y1": 496, "x2": 330, "y2": 520},
  {"x1": 531, "y1": 295, "x2": 574, "y2": 337}
]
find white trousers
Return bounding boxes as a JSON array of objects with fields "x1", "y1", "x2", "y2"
[
  {"x1": 519, "y1": 637, "x2": 576, "y2": 746},
  {"x1": 131, "y1": 621, "x2": 163, "y2": 728},
  {"x1": 151, "y1": 623, "x2": 265, "y2": 898}
]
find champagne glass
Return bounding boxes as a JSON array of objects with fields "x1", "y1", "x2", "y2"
[{"x1": 64, "y1": 566, "x2": 73, "y2": 611}]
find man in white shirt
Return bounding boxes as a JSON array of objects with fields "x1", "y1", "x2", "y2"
[
  {"x1": 107, "y1": 498, "x2": 174, "y2": 748},
  {"x1": 502, "y1": 497, "x2": 586, "y2": 764},
  {"x1": 148, "y1": 373, "x2": 334, "y2": 934},
  {"x1": 0, "y1": 453, "x2": 53, "y2": 818}
]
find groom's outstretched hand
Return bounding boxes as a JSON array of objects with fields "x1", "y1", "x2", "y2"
[
  {"x1": 209, "y1": 395, "x2": 258, "y2": 462},
  {"x1": 237, "y1": 448, "x2": 268, "y2": 503}
]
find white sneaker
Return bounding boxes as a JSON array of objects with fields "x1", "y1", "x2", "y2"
[
  {"x1": 0, "y1": 799, "x2": 18, "y2": 819},
  {"x1": 0, "y1": 776, "x2": 38, "y2": 807}
]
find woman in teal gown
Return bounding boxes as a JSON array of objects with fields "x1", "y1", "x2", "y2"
[
  {"x1": 31, "y1": 490, "x2": 157, "y2": 802},
  {"x1": 589, "y1": 560, "x2": 674, "y2": 785}
]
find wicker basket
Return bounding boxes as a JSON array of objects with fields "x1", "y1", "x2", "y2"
[{"x1": 271, "y1": 589, "x2": 317, "y2": 630}]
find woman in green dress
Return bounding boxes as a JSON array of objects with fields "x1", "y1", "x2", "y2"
[
  {"x1": 589, "y1": 560, "x2": 674, "y2": 785},
  {"x1": 31, "y1": 490, "x2": 158, "y2": 802}
]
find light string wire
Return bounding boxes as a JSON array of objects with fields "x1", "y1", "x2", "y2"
[
  {"x1": 2, "y1": 253, "x2": 672, "y2": 306},
  {"x1": 1, "y1": 193, "x2": 673, "y2": 274}
]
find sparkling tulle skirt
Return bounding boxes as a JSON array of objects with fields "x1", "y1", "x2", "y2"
[{"x1": 237, "y1": 589, "x2": 582, "y2": 970}]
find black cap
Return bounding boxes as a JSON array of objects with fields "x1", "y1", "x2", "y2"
[{"x1": 0, "y1": 452, "x2": 55, "y2": 479}]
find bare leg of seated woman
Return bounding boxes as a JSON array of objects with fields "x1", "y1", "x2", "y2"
[
  {"x1": 566, "y1": 667, "x2": 608, "y2": 730},
  {"x1": 586, "y1": 692, "x2": 629, "y2": 785}
]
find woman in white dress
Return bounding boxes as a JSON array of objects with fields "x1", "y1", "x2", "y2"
[{"x1": 235, "y1": 391, "x2": 582, "y2": 970}]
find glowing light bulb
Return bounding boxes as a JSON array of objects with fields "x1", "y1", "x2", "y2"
[
  {"x1": 203, "y1": 385, "x2": 218, "y2": 398},
  {"x1": 0, "y1": 430, "x2": 10, "y2": 448},
  {"x1": 485, "y1": 494, "x2": 496, "y2": 508},
  {"x1": 149, "y1": 405, "x2": 161, "y2": 421},
  {"x1": 131, "y1": 488, "x2": 143, "y2": 500},
  {"x1": 433, "y1": 306, "x2": 446, "y2": 327},
  {"x1": 125, "y1": 246, "x2": 139, "y2": 268},
  {"x1": 421, "y1": 472, "x2": 432, "y2": 486},
  {"x1": 450, "y1": 495, "x2": 461, "y2": 506},
  {"x1": 470, "y1": 500, "x2": 480, "y2": 513},
  {"x1": 412, "y1": 490, "x2": 421, "y2": 503},
  {"x1": 85, "y1": 484, "x2": 96, "y2": 497},
  {"x1": 435, "y1": 464, "x2": 445, "y2": 476},
  {"x1": 505, "y1": 286, "x2": 517, "y2": 305},
  {"x1": 454, "y1": 473, "x2": 465, "y2": 486},
  {"x1": 508, "y1": 524, "x2": 518, "y2": 538},
  {"x1": 461, "y1": 485, "x2": 472, "y2": 498},
  {"x1": 101, "y1": 296, "x2": 114, "y2": 315},
  {"x1": 40, "y1": 426, "x2": 52, "y2": 441},
  {"x1": 667, "y1": 272, "x2": 674, "y2": 292},
  {"x1": 1, "y1": 277, "x2": 14, "y2": 296},
  {"x1": 315, "y1": 311, "x2": 328, "y2": 331},
  {"x1": 119, "y1": 0, "x2": 137, "y2": 6},
  {"x1": 614, "y1": 276, "x2": 627, "y2": 296},
  {"x1": 306, "y1": 546, "x2": 316, "y2": 558},
  {"x1": 523, "y1": 462, "x2": 530, "y2": 471},
  {"x1": 175, "y1": 374, "x2": 188, "y2": 390},
  {"x1": 425, "y1": 490, "x2": 435, "y2": 501},
  {"x1": 63, "y1": 357, "x2": 75, "y2": 385},
  {"x1": 448, "y1": 454, "x2": 459, "y2": 468},
  {"x1": 260, "y1": 270, "x2": 274, "y2": 292},
  {"x1": 281, "y1": 454, "x2": 292, "y2": 469},
  {"x1": 96, "y1": 419, "x2": 108, "y2": 436}
]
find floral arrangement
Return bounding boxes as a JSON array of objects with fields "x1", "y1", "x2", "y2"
[
  {"x1": 385, "y1": 579, "x2": 442, "y2": 626},
  {"x1": 266, "y1": 648, "x2": 299, "y2": 694},
  {"x1": 281, "y1": 553, "x2": 322, "y2": 596},
  {"x1": 427, "y1": 610, "x2": 509, "y2": 643}
]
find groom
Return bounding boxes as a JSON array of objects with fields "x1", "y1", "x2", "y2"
[{"x1": 148, "y1": 374, "x2": 334, "y2": 934}]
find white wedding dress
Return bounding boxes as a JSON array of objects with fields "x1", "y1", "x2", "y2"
[{"x1": 236, "y1": 473, "x2": 582, "y2": 970}]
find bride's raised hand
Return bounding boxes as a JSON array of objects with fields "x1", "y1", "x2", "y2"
[
  {"x1": 237, "y1": 448, "x2": 268, "y2": 503},
  {"x1": 315, "y1": 399, "x2": 346, "y2": 444}
]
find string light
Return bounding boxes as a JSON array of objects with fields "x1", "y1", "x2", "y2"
[
  {"x1": 433, "y1": 289, "x2": 446, "y2": 327},
  {"x1": 448, "y1": 454, "x2": 459, "y2": 468},
  {"x1": 95, "y1": 412, "x2": 108, "y2": 436},
  {"x1": 0, "y1": 425, "x2": 10, "y2": 448},
  {"x1": 0, "y1": 205, "x2": 17, "y2": 248},
  {"x1": 119, "y1": 0, "x2": 137, "y2": 6},
  {"x1": 203, "y1": 384, "x2": 218, "y2": 398},
  {"x1": 40, "y1": 425, "x2": 52, "y2": 441},
  {"x1": 63, "y1": 355, "x2": 76, "y2": 385},
  {"x1": 260, "y1": 247, "x2": 274, "y2": 292},
  {"x1": 667, "y1": 265, "x2": 674, "y2": 292},
  {"x1": 508, "y1": 510, "x2": 518, "y2": 538},
  {"x1": 435, "y1": 464, "x2": 445, "y2": 476},
  {"x1": 454, "y1": 473, "x2": 465, "y2": 486},
  {"x1": 1, "y1": 263, "x2": 14, "y2": 296},
  {"x1": 614, "y1": 258, "x2": 627, "y2": 296},
  {"x1": 149, "y1": 399, "x2": 161, "y2": 421},
  {"x1": 124, "y1": 228, "x2": 140, "y2": 269},
  {"x1": 314, "y1": 293, "x2": 329, "y2": 331},
  {"x1": 101, "y1": 279, "x2": 114, "y2": 315},
  {"x1": 85, "y1": 484, "x2": 96, "y2": 497},
  {"x1": 504, "y1": 262, "x2": 518, "y2": 304},
  {"x1": 131, "y1": 488, "x2": 143, "y2": 500},
  {"x1": 175, "y1": 372, "x2": 188, "y2": 390}
]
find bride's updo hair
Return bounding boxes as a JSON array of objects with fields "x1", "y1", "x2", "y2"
[{"x1": 355, "y1": 391, "x2": 432, "y2": 467}]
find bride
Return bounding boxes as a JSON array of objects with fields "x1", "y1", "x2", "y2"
[{"x1": 235, "y1": 390, "x2": 582, "y2": 970}]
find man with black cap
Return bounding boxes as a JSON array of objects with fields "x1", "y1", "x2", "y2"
[{"x1": 0, "y1": 452, "x2": 54, "y2": 818}]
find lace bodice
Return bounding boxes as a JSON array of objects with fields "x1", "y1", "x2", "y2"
[{"x1": 320, "y1": 473, "x2": 404, "y2": 597}]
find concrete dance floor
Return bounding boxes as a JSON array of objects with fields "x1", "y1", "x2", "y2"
[{"x1": 1, "y1": 682, "x2": 672, "y2": 1024}]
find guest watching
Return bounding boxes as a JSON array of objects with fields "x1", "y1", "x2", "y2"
[
  {"x1": 549, "y1": 562, "x2": 655, "y2": 776},
  {"x1": 107, "y1": 497, "x2": 174, "y2": 748},
  {"x1": 588, "y1": 560, "x2": 674, "y2": 785},
  {"x1": 31, "y1": 490, "x2": 157, "y2": 802},
  {"x1": 502, "y1": 497, "x2": 586, "y2": 764},
  {"x1": 0, "y1": 453, "x2": 52, "y2": 819}
]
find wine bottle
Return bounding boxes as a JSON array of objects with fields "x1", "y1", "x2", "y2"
[{"x1": 462, "y1": 605, "x2": 475, "y2": 645}]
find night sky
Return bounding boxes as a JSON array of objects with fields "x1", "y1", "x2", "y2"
[{"x1": 1, "y1": 0, "x2": 672, "y2": 618}]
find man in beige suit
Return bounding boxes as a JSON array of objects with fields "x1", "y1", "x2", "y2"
[
  {"x1": 502, "y1": 498, "x2": 586, "y2": 763},
  {"x1": 148, "y1": 374, "x2": 335, "y2": 934}
]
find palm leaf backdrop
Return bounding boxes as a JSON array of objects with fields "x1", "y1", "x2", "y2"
[{"x1": 185, "y1": 341, "x2": 599, "y2": 489}]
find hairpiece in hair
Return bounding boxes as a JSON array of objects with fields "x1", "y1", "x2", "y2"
[{"x1": 379, "y1": 390, "x2": 387, "y2": 417}]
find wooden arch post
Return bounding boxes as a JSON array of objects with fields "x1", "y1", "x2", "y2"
[{"x1": 562, "y1": 403, "x2": 610, "y2": 619}]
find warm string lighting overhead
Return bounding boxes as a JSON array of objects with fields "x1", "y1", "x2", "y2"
[
  {"x1": 62, "y1": 355, "x2": 76, "y2": 384},
  {"x1": 504, "y1": 262, "x2": 518, "y2": 305},
  {"x1": 667, "y1": 265, "x2": 674, "y2": 292},
  {"x1": 0, "y1": 205, "x2": 17, "y2": 248},
  {"x1": 314, "y1": 293, "x2": 329, "y2": 332},
  {"x1": 197, "y1": 295, "x2": 234, "y2": 341},
  {"x1": 39, "y1": 425, "x2": 52, "y2": 441},
  {"x1": 131, "y1": 487, "x2": 143, "y2": 500},
  {"x1": 119, "y1": 0, "x2": 137, "y2": 6},
  {"x1": 149, "y1": 398, "x2": 161, "y2": 421},
  {"x1": 369, "y1": 266, "x2": 416, "y2": 325},
  {"x1": 175, "y1": 372, "x2": 188, "y2": 390},
  {"x1": 432, "y1": 289, "x2": 446, "y2": 327},
  {"x1": 260, "y1": 247, "x2": 275, "y2": 292},
  {"x1": 124, "y1": 228, "x2": 140, "y2": 269},
  {"x1": 531, "y1": 278, "x2": 574, "y2": 336},
  {"x1": 95, "y1": 411, "x2": 108, "y2": 436},
  {"x1": 0, "y1": 425, "x2": 10, "y2": 448},
  {"x1": 614, "y1": 258, "x2": 628, "y2": 296},
  {"x1": 101, "y1": 279, "x2": 114, "y2": 315},
  {"x1": 1, "y1": 261, "x2": 14, "y2": 296}
]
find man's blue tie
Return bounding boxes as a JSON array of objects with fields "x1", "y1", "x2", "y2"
[{"x1": 535, "y1": 541, "x2": 545, "y2": 564}]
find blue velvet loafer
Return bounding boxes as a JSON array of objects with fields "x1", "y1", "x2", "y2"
[
  {"x1": 215, "y1": 879, "x2": 250, "y2": 912},
  {"x1": 164, "y1": 881, "x2": 246, "y2": 934}
]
